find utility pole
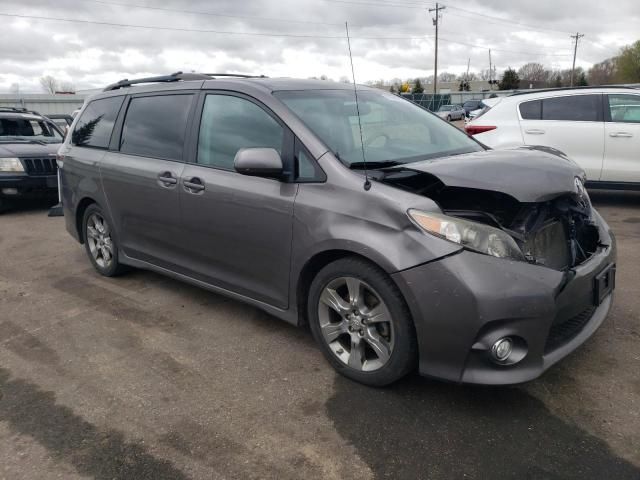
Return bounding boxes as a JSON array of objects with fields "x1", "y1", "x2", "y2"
[
  {"x1": 429, "y1": 3, "x2": 445, "y2": 96},
  {"x1": 570, "y1": 32, "x2": 584, "y2": 87},
  {"x1": 488, "y1": 49, "x2": 493, "y2": 90}
]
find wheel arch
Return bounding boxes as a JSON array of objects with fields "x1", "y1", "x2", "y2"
[
  {"x1": 295, "y1": 249, "x2": 404, "y2": 328},
  {"x1": 75, "y1": 197, "x2": 98, "y2": 243}
]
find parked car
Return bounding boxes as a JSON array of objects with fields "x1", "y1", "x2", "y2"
[
  {"x1": 435, "y1": 104, "x2": 465, "y2": 121},
  {"x1": 46, "y1": 113, "x2": 74, "y2": 128},
  {"x1": 462, "y1": 99, "x2": 484, "y2": 117},
  {"x1": 465, "y1": 86, "x2": 640, "y2": 188},
  {"x1": 0, "y1": 107, "x2": 64, "y2": 210},
  {"x1": 59, "y1": 73, "x2": 616, "y2": 386}
]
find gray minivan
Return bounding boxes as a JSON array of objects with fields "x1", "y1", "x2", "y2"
[{"x1": 59, "y1": 73, "x2": 615, "y2": 386}]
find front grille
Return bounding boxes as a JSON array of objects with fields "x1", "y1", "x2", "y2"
[
  {"x1": 544, "y1": 306, "x2": 596, "y2": 354},
  {"x1": 21, "y1": 157, "x2": 58, "y2": 176}
]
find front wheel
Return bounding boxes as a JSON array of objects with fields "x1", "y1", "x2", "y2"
[{"x1": 308, "y1": 257, "x2": 417, "y2": 386}]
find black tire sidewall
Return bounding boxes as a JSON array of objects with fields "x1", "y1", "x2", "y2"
[
  {"x1": 307, "y1": 257, "x2": 417, "y2": 387},
  {"x1": 82, "y1": 204, "x2": 123, "y2": 277}
]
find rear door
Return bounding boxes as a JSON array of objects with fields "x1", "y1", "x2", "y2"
[
  {"x1": 518, "y1": 94, "x2": 604, "y2": 181},
  {"x1": 104, "y1": 92, "x2": 195, "y2": 269},
  {"x1": 178, "y1": 92, "x2": 296, "y2": 308},
  {"x1": 602, "y1": 93, "x2": 640, "y2": 183}
]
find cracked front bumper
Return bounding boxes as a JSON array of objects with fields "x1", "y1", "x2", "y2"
[{"x1": 392, "y1": 211, "x2": 616, "y2": 385}]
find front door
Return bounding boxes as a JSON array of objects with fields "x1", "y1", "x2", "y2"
[
  {"x1": 104, "y1": 93, "x2": 194, "y2": 269},
  {"x1": 602, "y1": 93, "x2": 640, "y2": 183},
  {"x1": 178, "y1": 93, "x2": 296, "y2": 308},
  {"x1": 519, "y1": 94, "x2": 604, "y2": 181}
]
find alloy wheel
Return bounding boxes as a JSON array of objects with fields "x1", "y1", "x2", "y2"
[
  {"x1": 86, "y1": 213, "x2": 114, "y2": 269},
  {"x1": 317, "y1": 277, "x2": 395, "y2": 372}
]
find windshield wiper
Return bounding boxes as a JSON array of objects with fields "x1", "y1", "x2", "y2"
[{"x1": 349, "y1": 160, "x2": 403, "y2": 170}]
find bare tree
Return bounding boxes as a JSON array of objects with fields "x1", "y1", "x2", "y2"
[
  {"x1": 588, "y1": 58, "x2": 619, "y2": 85},
  {"x1": 59, "y1": 81, "x2": 76, "y2": 93},
  {"x1": 438, "y1": 72, "x2": 457, "y2": 82},
  {"x1": 39, "y1": 75, "x2": 60, "y2": 94},
  {"x1": 517, "y1": 63, "x2": 548, "y2": 82}
]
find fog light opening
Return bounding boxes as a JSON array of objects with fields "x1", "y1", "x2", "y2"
[{"x1": 491, "y1": 337, "x2": 513, "y2": 363}]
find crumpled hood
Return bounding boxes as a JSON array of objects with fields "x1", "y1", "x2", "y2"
[
  {"x1": 391, "y1": 146, "x2": 584, "y2": 202},
  {"x1": 0, "y1": 142, "x2": 60, "y2": 158}
]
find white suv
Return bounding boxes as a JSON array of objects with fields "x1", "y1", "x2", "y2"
[{"x1": 465, "y1": 87, "x2": 640, "y2": 188}]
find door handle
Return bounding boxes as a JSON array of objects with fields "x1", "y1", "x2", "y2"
[
  {"x1": 524, "y1": 129, "x2": 545, "y2": 135},
  {"x1": 157, "y1": 171, "x2": 177, "y2": 187},
  {"x1": 183, "y1": 177, "x2": 205, "y2": 193},
  {"x1": 609, "y1": 132, "x2": 633, "y2": 138}
]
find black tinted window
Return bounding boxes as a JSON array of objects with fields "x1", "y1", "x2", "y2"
[
  {"x1": 519, "y1": 100, "x2": 541, "y2": 120},
  {"x1": 72, "y1": 96, "x2": 124, "y2": 148},
  {"x1": 542, "y1": 95, "x2": 600, "y2": 121},
  {"x1": 197, "y1": 95, "x2": 284, "y2": 169},
  {"x1": 121, "y1": 94, "x2": 193, "y2": 160}
]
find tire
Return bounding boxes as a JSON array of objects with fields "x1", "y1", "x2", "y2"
[
  {"x1": 307, "y1": 257, "x2": 417, "y2": 387},
  {"x1": 82, "y1": 204, "x2": 127, "y2": 277}
]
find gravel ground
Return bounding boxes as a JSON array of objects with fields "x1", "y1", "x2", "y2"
[{"x1": 0, "y1": 191, "x2": 638, "y2": 480}]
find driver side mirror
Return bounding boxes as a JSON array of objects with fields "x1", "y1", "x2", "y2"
[{"x1": 234, "y1": 148, "x2": 284, "y2": 179}]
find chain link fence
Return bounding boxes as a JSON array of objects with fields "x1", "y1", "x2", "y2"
[{"x1": 400, "y1": 91, "x2": 511, "y2": 111}]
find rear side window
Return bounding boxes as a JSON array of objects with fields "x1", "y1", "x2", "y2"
[
  {"x1": 608, "y1": 94, "x2": 640, "y2": 123},
  {"x1": 541, "y1": 95, "x2": 600, "y2": 122},
  {"x1": 120, "y1": 94, "x2": 193, "y2": 160},
  {"x1": 197, "y1": 95, "x2": 284, "y2": 170},
  {"x1": 519, "y1": 100, "x2": 541, "y2": 120},
  {"x1": 72, "y1": 96, "x2": 124, "y2": 148}
]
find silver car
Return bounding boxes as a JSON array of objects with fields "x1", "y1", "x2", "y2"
[
  {"x1": 59, "y1": 73, "x2": 616, "y2": 387},
  {"x1": 436, "y1": 104, "x2": 465, "y2": 121}
]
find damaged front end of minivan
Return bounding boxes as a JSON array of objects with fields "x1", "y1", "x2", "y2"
[
  {"x1": 381, "y1": 147, "x2": 607, "y2": 272},
  {"x1": 383, "y1": 147, "x2": 616, "y2": 384}
]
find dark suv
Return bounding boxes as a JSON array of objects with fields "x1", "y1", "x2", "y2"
[
  {"x1": 59, "y1": 73, "x2": 616, "y2": 386},
  {"x1": 0, "y1": 107, "x2": 63, "y2": 210}
]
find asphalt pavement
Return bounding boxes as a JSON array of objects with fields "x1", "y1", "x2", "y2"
[{"x1": 0, "y1": 191, "x2": 639, "y2": 480}]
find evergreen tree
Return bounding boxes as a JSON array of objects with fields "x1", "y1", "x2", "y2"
[{"x1": 499, "y1": 68, "x2": 520, "y2": 90}]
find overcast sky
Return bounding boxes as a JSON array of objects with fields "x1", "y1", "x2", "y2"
[{"x1": 0, "y1": 0, "x2": 638, "y2": 93}]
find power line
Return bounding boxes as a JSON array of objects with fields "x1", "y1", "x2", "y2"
[
  {"x1": 0, "y1": 12, "x2": 435, "y2": 40},
  {"x1": 442, "y1": 4, "x2": 570, "y2": 35},
  {"x1": 86, "y1": 0, "x2": 343, "y2": 27}
]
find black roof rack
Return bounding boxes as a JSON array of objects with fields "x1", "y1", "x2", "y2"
[
  {"x1": 509, "y1": 85, "x2": 639, "y2": 97},
  {"x1": 103, "y1": 71, "x2": 267, "y2": 91},
  {"x1": 0, "y1": 106, "x2": 43, "y2": 116}
]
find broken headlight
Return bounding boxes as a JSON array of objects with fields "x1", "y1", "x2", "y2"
[{"x1": 408, "y1": 209, "x2": 525, "y2": 260}]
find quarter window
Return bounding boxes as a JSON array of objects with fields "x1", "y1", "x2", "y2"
[
  {"x1": 72, "y1": 96, "x2": 124, "y2": 148},
  {"x1": 120, "y1": 94, "x2": 193, "y2": 160},
  {"x1": 608, "y1": 94, "x2": 640, "y2": 123},
  {"x1": 541, "y1": 95, "x2": 600, "y2": 122},
  {"x1": 197, "y1": 95, "x2": 284, "y2": 170},
  {"x1": 519, "y1": 100, "x2": 541, "y2": 120}
]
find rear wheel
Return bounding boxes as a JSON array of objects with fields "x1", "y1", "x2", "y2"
[
  {"x1": 82, "y1": 204, "x2": 127, "y2": 277},
  {"x1": 308, "y1": 257, "x2": 417, "y2": 386}
]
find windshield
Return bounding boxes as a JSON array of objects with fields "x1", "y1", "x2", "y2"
[
  {"x1": 0, "y1": 117, "x2": 63, "y2": 144},
  {"x1": 275, "y1": 89, "x2": 482, "y2": 166}
]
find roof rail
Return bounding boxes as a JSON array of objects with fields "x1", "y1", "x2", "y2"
[
  {"x1": 0, "y1": 106, "x2": 42, "y2": 116},
  {"x1": 509, "y1": 85, "x2": 639, "y2": 97},
  {"x1": 103, "y1": 71, "x2": 267, "y2": 91}
]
